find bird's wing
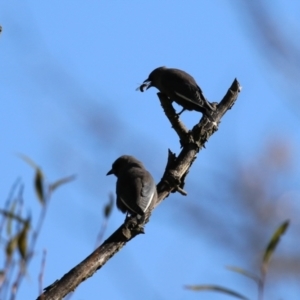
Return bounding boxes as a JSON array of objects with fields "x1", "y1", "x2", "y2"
[
  {"x1": 116, "y1": 171, "x2": 145, "y2": 216},
  {"x1": 139, "y1": 172, "x2": 156, "y2": 212},
  {"x1": 162, "y1": 69, "x2": 215, "y2": 114},
  {"x1": 161, "y1": 69, "x2": 204, "y2": 101}
]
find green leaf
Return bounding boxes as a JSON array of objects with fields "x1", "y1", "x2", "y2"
[
  {"x1": 34, "y1": 169, "x2": 45, "y2": 205},
  {"x1": 49, "y1": 175, "x2": 76, "y2": 192},
  {"x1": 185, "y1": 285, "x2": 249, "y2": 300},
  {"x1": 17, "y1": 154, "x2": 46, "y2": 205},
  {"x1": 226, "y1": 266, "x2": 260, "y2": 283},
  {"x1": 6, "y1": 235, "x2": 18, "y2": 258},
  {"x1": 104, "y1": 193, "x2": 114, "y2": 218},
  {"x1": 17, "y1": 220, "x2": 30, "y2": 260},
  {"x1": 263, "y1": 220, "x2": 289, "y2": 268}
]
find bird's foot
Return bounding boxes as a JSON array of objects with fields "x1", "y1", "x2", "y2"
[{"x1": 124, "y1": 215, "x2": 145, "y2": 235}]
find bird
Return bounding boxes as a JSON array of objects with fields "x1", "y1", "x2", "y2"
[
  {"x1": 106, "y1": 155, "x2": 157, "y2": 219},
  {"x1": 139, "y1": 66, "x2": 216, "y2": 118}
]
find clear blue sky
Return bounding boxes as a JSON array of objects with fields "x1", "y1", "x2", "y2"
[{"x1": 1, "y1": 1, "x2": 300, "y2": 299}]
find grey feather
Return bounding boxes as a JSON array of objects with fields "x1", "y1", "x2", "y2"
[
  {"x1": 107, "y1": 155, "x2": 157, "y2": 217},
  {"x1": 141, "y1": 66, "x2": 216, "y2": 117}
]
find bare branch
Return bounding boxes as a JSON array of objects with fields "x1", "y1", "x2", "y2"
[{"x1": 37, "y1": 78, "x2": 241, "y2": 300}]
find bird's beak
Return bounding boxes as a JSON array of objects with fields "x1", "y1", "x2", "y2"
[
  {"x1": 138, "y1": 78, "x2": 152, "y2": 92},
  {"x1": 106, "y1": 169, "x2": 114, "y2": 176},
  {"x1": 142, "y1": 78, "x2": 152, "y2": 90}
]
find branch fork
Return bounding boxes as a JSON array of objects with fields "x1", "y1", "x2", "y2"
[{"x1": 37, "y1": 79, "x2": 241, "y2": 300}]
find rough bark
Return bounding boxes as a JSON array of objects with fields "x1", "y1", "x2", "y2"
[{"x1": 37, "y1": 78, "x2": 241, "y2": 300}]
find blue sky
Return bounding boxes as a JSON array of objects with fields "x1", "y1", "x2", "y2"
[{"x1": 1, "y1": 1, "x2": 300, "y2": 299}]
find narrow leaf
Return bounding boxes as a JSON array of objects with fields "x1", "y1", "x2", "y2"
[
  {"x1": 104, "y1": 193, "x2": 114, "y2": 218},
  {"x1": 185, "y1": 284, "x2": 249, "y2": 300},
  {"x1": 6, "y1": 235, "x2": 18, "y2": 258},
  {"x1": 49, "y1": 175, "x2": 76, "y2": 192},
  {"x1": 17, "y1": 220, "x2": 30, "y2": 260},
  {"x1": 35, "y1": 169, "x2": 45, "y2": 205},
  {"x1": 263, "y1": 220, "x2": 289, "y2": 266},
  {"x1": 17, "y1": 154, "x2": 46, "y2": 205},
  {"x1": 17, "y1": 153, "x2": 39, "y2": 170},
  {"x1": 226, "y1": 266, "x2": 260, "y2": 283}
]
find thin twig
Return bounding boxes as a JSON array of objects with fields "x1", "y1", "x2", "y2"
[{"x1": 39, "y1": 250, "x2": 47, "y2": 297}]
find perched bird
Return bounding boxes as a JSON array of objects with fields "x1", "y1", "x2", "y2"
[
  {"x1": 107, "y1": 155, "x2": 157, "y2": 218},
  {"x1": 139, "y1": 66, "x2": 216, "y2": 117}
]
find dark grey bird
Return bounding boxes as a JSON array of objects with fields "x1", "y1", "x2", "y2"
[
  {"x1": 139, "y1": 66, "x2": 216, "y2": 117},
  {"x1": 106, "y1": 155, "x2": 157, "y2": 218}
]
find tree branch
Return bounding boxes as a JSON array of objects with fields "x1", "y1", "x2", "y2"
[{"x1": 37, "y1": 78, "x2": 241, "y2": 300}]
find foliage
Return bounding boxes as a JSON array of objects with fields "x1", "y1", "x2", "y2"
[
  {"x1": 185, "y1": 220, "x2": 290, "y2": 300},
  {"x1": 0, "y1": 155, "x2": 75, "y2": 300}
]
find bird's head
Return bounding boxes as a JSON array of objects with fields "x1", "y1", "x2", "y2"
[
  {"x1": 107, "y1": 155, "x2": 144, "y2": 177},
  {"x1": 138, "y1": 66, "x2": 167, "y2": 92}
]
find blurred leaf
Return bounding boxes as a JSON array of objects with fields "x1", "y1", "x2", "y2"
[
  {"x1": 6, "y1": 200, "x2": 17, "y2": 236},
  {"x1": 104, "y1": 193, "x2": 114, "y2": 218},
  {"x1": 49, "y1": 175, "x2": 76, "y2": 192},
  {"x1": 185, "y1": 285, "x2": 249, "y2": 300},
  {"x1": 0, "y1": 209, "x2": 25, "y2": 224},
  {"x1": 6, "y1": 235, "x2": 18, "y2": 258},
  {"x1": 17, "y1": 154, "x2": 46, "y2": 205},
  {"x1": 17, "y1": 153, "x2": 39, "y2": 169},
  {"x1": 34, "y1": 169, "x2": 45, "y2": 205},
  {"x1": 17, "y1": 220, "x2": 30, "y2": 260},
  {"x1": 226, "y1": 266, "x2": 260, "y2": 283},
  {"x1": 263, "y1": 220, "x2": 289, "y2": 267},
  {"x1": 0, "y1": 270, "x2": 5, "y2": 282}
]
